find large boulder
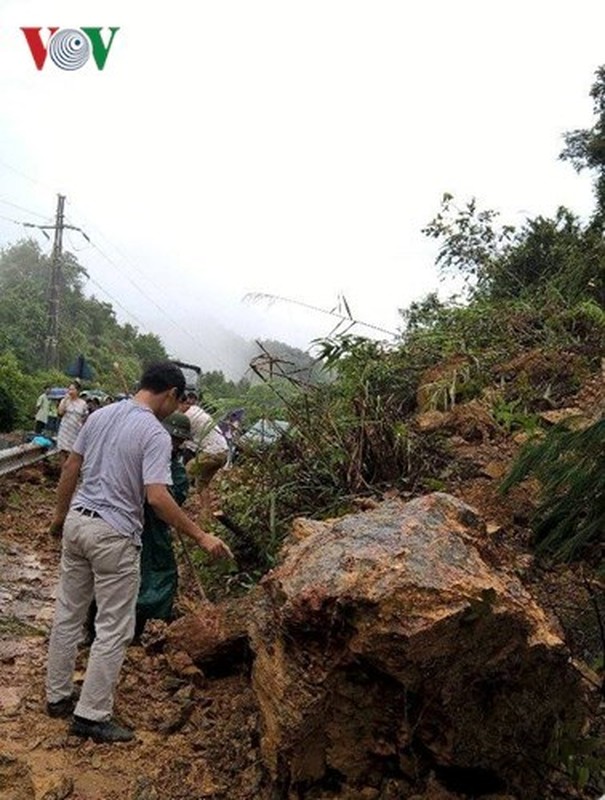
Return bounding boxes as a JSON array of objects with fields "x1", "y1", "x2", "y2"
[{"x1": 249, "y1": 493, "x2": 587, "y2": 799}]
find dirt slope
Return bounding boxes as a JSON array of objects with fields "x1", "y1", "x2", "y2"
[{"x1": 0, "y1": 370, "x2": 602, "y2": 799}]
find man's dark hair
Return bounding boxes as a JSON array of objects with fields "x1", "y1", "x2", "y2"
[{"x1": 139, "y1": 362, "x2": 186, "y2": 396}]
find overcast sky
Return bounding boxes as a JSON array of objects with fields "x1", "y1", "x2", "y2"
[{"x1": 0, "y1": 0, "x2": 602, "y2": 376}]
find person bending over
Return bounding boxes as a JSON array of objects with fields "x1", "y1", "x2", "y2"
[{"x1": 45, "y1": 362, "x2": 232, "y2": 744}]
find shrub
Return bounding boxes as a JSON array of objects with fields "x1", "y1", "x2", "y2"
[{"x1": 501, "y1": 419, "x2": 605, "y2": 566}]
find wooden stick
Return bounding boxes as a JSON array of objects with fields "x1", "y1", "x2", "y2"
[{"x1": 174, "y1": 529, "x2": 208, "y2": 604}]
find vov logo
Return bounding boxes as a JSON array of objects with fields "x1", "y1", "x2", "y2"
[{"x1": 21, "y1": 27, "x2": 119, "y2": 71}]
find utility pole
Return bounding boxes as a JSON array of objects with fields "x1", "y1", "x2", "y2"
[{"x1": 44, "y1": 194, "x2": 66, "y2": 369}]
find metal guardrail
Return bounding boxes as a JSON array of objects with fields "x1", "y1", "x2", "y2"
[{"x1": 0, "y1": 442, "x2": 55, "y2": 477}]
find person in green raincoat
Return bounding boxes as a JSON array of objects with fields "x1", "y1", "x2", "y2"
[
  {"x1": 134, "y1": 411, "x2": 191, "y2": 639},
  {"x1": 82, "y1": 412, "x2": 193, "y2": 644}
]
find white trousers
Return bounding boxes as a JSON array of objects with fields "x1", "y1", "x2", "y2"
[{"x1": 46, "y1": 509, "x2": 140, "y2": 721}]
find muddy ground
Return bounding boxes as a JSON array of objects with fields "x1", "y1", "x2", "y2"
[
  {"x1": 0, "y1": 396, "x2": 603, "y2": 800},
  {"x1": 0, "y1": 466, "x2": 265, "y2": 800}
]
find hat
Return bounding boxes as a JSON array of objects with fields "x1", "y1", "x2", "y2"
[{"x1": 163, "y1": 412, "x2": 191, "y2": 440}]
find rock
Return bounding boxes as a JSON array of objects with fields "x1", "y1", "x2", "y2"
[
  {"x1": 131, "y1": 777, "x2": 159, "y2": 800},
  {"x1": 486, "y1": 521, "x2": 504, "y2": 535},
  {"x1": 538, "y1": 407, "x2": 587, "y2": 428},
  {"x1": 0, "y1": 685, "x2": 25, "y2": 714},
  {"x1": 249, "y1": 493, "x2": 587, "y2": 798},
  {"x1": 165, "y1": 650, "x2": 205, "y2": 685},
  {"x1": 447, "y1": 400, "x2": 499, "y2": 442},
  {"x1": 0, "y1": 755, "x2": 35, "y2": 800},
  {"x1": 40, "y1": 776, "x2": 74, "y2": 800},
  {"x1": 416, "y1": 402, "x2": 498, "y2": 443},
  {"x1": 480, "y1": 461, "x2": 507, "y2": 480},
  {"x1": 493, "y1": 349, "x2": 588, "y2": 406},
  {"x1": 415, "y1": 411, "x2": 448, "y2": 433},
  {"x1": 166, "y1": 593, "x2": 254, "y2": 672}
]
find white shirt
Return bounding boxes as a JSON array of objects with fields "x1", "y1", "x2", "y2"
[{"x1": 185, "y1": 406, "x2": 227, "y2": 454}]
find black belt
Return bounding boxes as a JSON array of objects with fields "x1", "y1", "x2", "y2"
[{"x1": 74, "y1": 506, "x2": 101, "y2": 519}]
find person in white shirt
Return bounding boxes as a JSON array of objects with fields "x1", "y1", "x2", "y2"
[
  {"x1": 180, "y1": 393, "x2": 228, "y2": 514},
  {"x1": 34, "y1": 386, "x2": 51, "y2": 434}
]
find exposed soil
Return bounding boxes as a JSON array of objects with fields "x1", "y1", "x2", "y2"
[
  {"x1": 0, "y1": 466, "x2": 265, "y2": 800},
  {"x1": 0, "y1": 369, "x2": 603, "y2": 800}
]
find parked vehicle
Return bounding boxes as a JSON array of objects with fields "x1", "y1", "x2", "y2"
[
  {"x1": 239, "y1": 418, "x2": 290, "y2": 448},
  {"x1": 80, "y1": 389, "x2": 111, "y2": 403},
  {"x1": 47, "y1": 387, "x2": 68, "y2": 400}
]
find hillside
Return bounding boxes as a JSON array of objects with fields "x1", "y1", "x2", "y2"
[
  {"x1": 1, "y1": 60, "x2": 605, "y2": 800},
  {"x1": 0, "y1": 351, "x2": 603, "y2": 800}
]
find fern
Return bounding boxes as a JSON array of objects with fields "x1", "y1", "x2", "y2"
[{"x1": 501, "y1": 418, "x2": 605, "y2": 564}]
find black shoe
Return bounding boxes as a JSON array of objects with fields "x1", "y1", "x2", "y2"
[
  {"x1": 69, "y1": 715, "x2": 135, "y2": 743},
  {"x1": 46, "y1": 687, "x2": 81, "y2": 718}
]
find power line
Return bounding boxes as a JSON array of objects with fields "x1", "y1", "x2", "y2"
[
  {"x1": 0, "y1": 197, "x2": 170, "y2": 355},
  {"x1": 245, "y1": 292, "x2": 399, "y2": 338},
  {"x1": 64, "y1": 203, "x2": 237, "y2": 373},
  {"x1": 0, "y1": 196, "x2": 51, "y2": 220},
  {"x1": 0, "y1": 162, "x2": 339, "y2": 371},
  {"x1": 0, "y1": 156, "x2": 335, "y2": 366},
  {"x1": 0, "y1": 212, "x2": 48, "y2": 232},
  {"x1": 0, "y1": 157, "x2": 57, "y2": 194},
  {"x1": 0, "y1": 162, "x2": 240, "y2": 366},
  {"x1": 85, "y1": 273, "x2": 151, "y2": 331}
]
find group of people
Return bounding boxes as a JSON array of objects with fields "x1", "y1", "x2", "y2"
[
  {"x1": 45, "y1": 362, "x2": 234, "y2": 744},
  {"x1": 35, "y1": 383, "x2": 243, "y2": 480}
]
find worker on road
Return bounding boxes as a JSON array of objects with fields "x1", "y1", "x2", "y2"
[
  {"x1": 45, "y1": 362, "x2": 233, "y2": 744},
  {"x1": 135, "y1": 411, "x2": 191, "y2": 639}
]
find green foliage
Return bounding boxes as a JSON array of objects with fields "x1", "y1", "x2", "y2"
[
  {"x1": 0, "y1": 238, "x2": 169, "y2": 393},
  {"x1": 0, "y1": 239, "x2": 57, "y2": 369},
  {"x1": 548, "y1": 718, "x2": 605, "y2": 795},
  {"x1": 214, "y1": 265, "x2": 601, "y2": 582},
  {"x1": 211, "y1": 167, "x2": 603, "y2": 581},
  {"x1": 499, "y1": 209, "x2": 605, "y2": 305},
  {"x1": 216, "y1": 335, "x2": 450, "y2": 570},
  {"x1": 554, "y1": 299, "x2": 605, "y2": 347},
  {"x1": 423, "y1": 197, "x2": 604, "y2": 308},
  {"x1": 235, "y1": 380, "x2": 293, "y2": 424},
  {"x1": 501, "y1": 419, "x2": 605, "y2": 565},
  {"x1": 199, "y1": 370, "x2": 250, "y2": 403},
  {"x1": 560, "y1": 64, "x2": 605, "y2": 221},
  {"x1": 491, "y1": 397, "x2": 540, "y2": 434},
  {"x1": 0, "y1": 351, "x2": 37, "y2": 429},
  {"x1": 0, "y1": 385, "x2": 16, "y2": 432},
  {"x1": 422, "y1": 193, "x2": 515, "y2": 293}
]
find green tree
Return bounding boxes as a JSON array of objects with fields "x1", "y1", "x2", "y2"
[
  {"x1": 0, "y1": 238, "x2": 169, "y2": 389},
  {"x1": 0, "y1": 351, "x2": 37, "y2": 429},
  {"x1": 423, "y1": 197, "x2": 604, "y2": 307},
  {"x1": 560, "y1": 65, "x2": 605, "y2": 221},
  {"x1": 0, "y1": 239, "x2": 54, "y2": 369},
  {"x1": 200, "y1": 370, "x2": 250, "y2": 401},
  {"x1": 421, "y1": 193, "x2": 515, "y2": 295}
]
